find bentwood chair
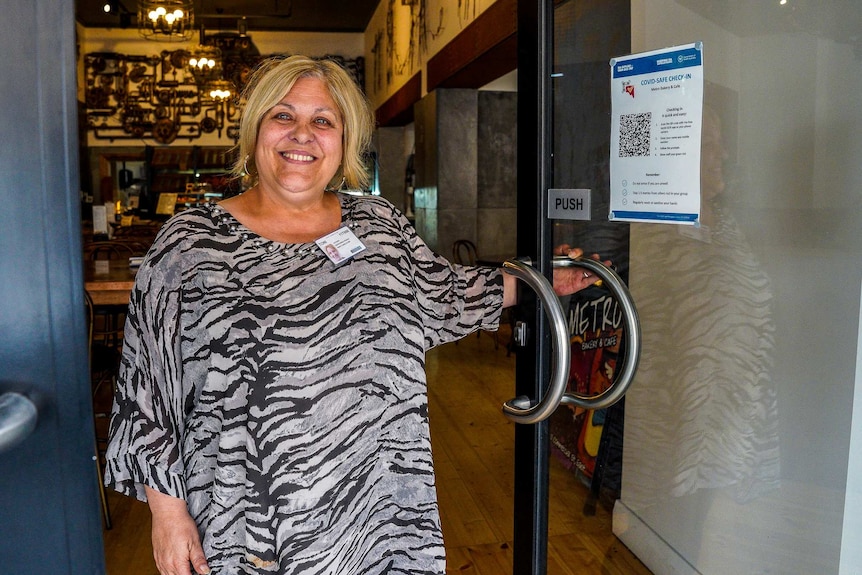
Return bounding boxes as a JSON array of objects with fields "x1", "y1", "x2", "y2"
[
  {"x1": 85, "y1": 241, "x2": 134, "y2": 261},
  {"x1": 452, "y1": 239, "x2": 478, "y2": 266},
  {"x1": 84, "y1": 241, "x2": 131, "y2": 351},
  {"x1": 111, "y1": 239, "x2": 151, "y2": 256}
]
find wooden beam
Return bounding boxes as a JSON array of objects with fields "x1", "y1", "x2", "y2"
[
  {"x1": 375, "y1": 72, "x2": 422, "y2": 127},
  {"x1": 426, "y1": 0, "x2": 517, "y2": 92}
]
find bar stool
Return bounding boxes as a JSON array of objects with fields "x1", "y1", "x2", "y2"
[{"x1": 452, "y1": 239, "x2": 478, "y2": 265}]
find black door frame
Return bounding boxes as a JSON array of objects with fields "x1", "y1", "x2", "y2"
[{"x1": 514, "y1": 0, "x2": 554, "y2": 573}]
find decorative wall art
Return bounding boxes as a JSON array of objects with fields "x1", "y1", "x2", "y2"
[
  {"x1": 373, "y1": 0, "x2": 444, "y2": 94},
  {"x1": 83, "y1": 34, "x2": 365, "y2": 144}
]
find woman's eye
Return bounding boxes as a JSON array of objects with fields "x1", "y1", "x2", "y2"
[
  {"x1": 274, "y1": 112, "x2": 292, "y2": 121},
  {"x1": 315, "y1": 117, "x2": 333, "y2": 126}
]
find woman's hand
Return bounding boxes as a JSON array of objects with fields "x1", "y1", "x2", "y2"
[
  {"x1": 501, "y1": 245, "x2": 611, "y2": 307},
  {"x1": 551, "y1": 244, "x2": 611, "y2": 297},
  {"x1": 144, "y1": 486, "x2": 211, "y2": 575}
]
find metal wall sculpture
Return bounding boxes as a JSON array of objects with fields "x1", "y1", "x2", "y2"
[{"x1": 83, "y1": 34, "x2": 365, "y2": 144}]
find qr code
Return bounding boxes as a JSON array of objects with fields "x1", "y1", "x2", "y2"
[{"x1": 619, "y1": 112, "x2": 651, "y2": 157}]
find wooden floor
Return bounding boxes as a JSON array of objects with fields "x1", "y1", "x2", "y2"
[{"x1": 101, "y1": 325, "x2": 651, "y2": 575}]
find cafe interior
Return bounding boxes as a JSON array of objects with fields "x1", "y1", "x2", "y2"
[
  {"x1": 7, "y1": 0, "x2": 854, "y2": 572},
  {"x1": 75, "y1": 1, "x2": 647, "y2": 573},
  {"x1": 48, "y1": 0, "x2": 862, "y2": 573}
]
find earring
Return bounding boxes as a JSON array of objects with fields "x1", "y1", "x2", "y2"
[
  {"x1": 243, "y1": 155, "x2": 251, "y2": 175},
  {"x1": 326, "y1": 176, "x2": 346, "y2": 192}
]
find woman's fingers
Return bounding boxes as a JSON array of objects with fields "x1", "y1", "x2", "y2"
[
  {"x1": 145, "y1": 487, "x2": 210, "y2": 575},
  {"x1": 553, "y1": 266, "x2": 598, "y2": 296},
  {"x1": 550, "y1": 245, "x2": 616, "y2": 295},
  {"x1": 189, "y1": 543, "x2": 211, "y2": 574},
  {"x1": 152, "y1": 529, "x2": 209, "y2": 575}
]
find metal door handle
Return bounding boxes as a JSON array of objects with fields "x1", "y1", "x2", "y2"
[
  {"x1": 0, "y1": 392, "x2": 38, "y2": 454},
  {"x1": 501, "y1": 259, "x2": 572, "y2": 424},
  {"x1": 500, "y1": 256, "x2": 641, "y2": 424},
  {"x1": 553, "y1": 256, "x2": 641, "y2": 410}
]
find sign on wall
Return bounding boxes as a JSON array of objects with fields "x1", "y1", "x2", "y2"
[{"x1": 608, "y1": 42, "x2": 704, "y2": 225}]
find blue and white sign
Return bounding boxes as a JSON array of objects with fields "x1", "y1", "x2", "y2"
[{"x1": 609, "y1": 42, "x2": 704, "y2": 224}]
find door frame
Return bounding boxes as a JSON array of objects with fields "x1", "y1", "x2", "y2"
[
  {"x1": 514, "y1": 0, "x2": 554, "y2": 572},
  {"x1": 0, "y1": 0, "x2": 106, "y2": 572}
]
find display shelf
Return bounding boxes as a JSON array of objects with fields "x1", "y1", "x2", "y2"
[{"x1": 146, "y1": 145, "x2": 240, "y2": 215}]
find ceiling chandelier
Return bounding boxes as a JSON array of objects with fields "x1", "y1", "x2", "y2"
[
  {"x1": 187, "y1": 46, "x2": 222, "y2": 84},
  {"x1": 186, "y1": 40, "x2": 223, "y2": 85},
  {"x1": 206, "y1": 80, "x2": 233, "y2": 101},
  {"x1": 138, "y1": 0, "x2": 194, "y2": 41}
]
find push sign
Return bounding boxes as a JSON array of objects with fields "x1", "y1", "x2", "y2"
[{"x1": 547, "y1": 188, "x2": 591, "y2": 221}]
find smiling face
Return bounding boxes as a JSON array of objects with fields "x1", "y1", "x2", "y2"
[{"x1": 254, "y1": 75, "x2": 344, "y2": 201}]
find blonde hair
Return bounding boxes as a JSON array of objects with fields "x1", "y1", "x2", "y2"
[{"x1": 230, "y1": 55, "x2": 374, "y2": 190}]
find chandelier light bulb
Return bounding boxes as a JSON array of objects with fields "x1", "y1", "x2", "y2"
[
  {"x1": 138, "y1": 1, "x2": 194, "y2": 41},
  {"x1": 189, "y1": 57, "x2": 217, "y2": 70}
]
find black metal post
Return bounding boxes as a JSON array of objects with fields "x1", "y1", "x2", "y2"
[{"x1": 514, "y1": 0, "x2": 553, "y2": 573}]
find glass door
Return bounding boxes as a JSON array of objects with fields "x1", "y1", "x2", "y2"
[
  {"x1": 515, "y1": 0, "x2": 862, "y2": 573},
  {"x1": 614, "y1": 2, "x2": 862, "y2": 574},
  {"x1": 513, "y1": 1, "x2": 634, "y2": 573},
  {"x1": 511, "y1": 0, "x2": 862, "y2": 573}
]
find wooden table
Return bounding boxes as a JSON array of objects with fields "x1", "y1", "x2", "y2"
[{"x1": 84, "y1": 259, "x2": 137, "y2": 306}]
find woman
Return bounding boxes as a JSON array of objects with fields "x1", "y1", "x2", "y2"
[{"x1": 105, "y1": 55, "x2": 597, "y2": 575}]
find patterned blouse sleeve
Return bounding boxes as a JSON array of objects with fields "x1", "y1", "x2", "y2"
[
  {"x1": 379, "y1": 200, "x2": 505, "y2": 349},
  {"x1": 104, "y1": 220, "x2": 190, "y2": 503}
]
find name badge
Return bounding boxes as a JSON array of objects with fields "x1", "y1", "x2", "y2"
[{"x1": 316, "y1": 226, "x2": 366, "y2": 264}]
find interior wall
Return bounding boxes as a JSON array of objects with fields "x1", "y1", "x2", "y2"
[
  {"x1": 413, "y1": 88, "x2": 516, "y2": 257},
  {"x1": 373, "y1": 124, "x2": 415, "y2": 213},
  {"x1": 477, "y1": 91, "x2": 517, "y2": 258}
]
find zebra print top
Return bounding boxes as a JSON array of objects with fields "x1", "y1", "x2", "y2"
[{"x1": 104, "y1": 193, "x2": 504, "y2": 574}]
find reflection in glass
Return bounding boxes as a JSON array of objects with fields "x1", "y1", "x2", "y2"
[{"x1": 626, "y1": 103, "x2": 780, "y2": 508}]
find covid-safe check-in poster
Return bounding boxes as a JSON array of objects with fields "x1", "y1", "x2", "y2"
[{"x1": 609, "y1": 42, "x2": 704, "y2": 224}]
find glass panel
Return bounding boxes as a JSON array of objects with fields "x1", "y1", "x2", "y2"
[
  {"x1": 614, "y1": 1, "x2": 862, "y2": 573},
  {"x1": 551, "y1": 0, "x2": 632, "y2": 273},
  {"x1": 547, "y1": 0, "x2": 633, "y2": 551}
]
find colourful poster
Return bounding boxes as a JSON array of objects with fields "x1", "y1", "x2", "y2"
[{"x1": 550, "y1": 287, "x2": 625, "y2": 481}]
